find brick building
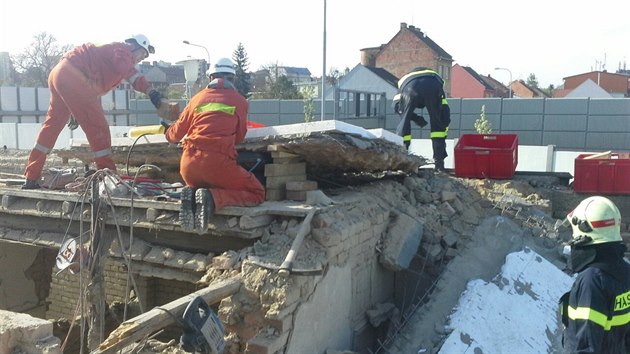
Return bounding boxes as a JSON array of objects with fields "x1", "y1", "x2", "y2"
[
  {"x1": 359, "y1": 22, "x2": 453, "y2": 95},
  {"x1": 511, "y1": 79, "x2": 549, "y2": 98},
  {"x1": 451, "y1": 64, "x2": 495, "y2": 98},
  {"x1": 561, "y1": 71, "x2": 629, "y2": 97}
]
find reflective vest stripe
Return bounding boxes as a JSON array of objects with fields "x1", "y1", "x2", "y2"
[
  {"x1": 442, "y1": 98, "x2": 448, "y2": 105},
  {"x1": 568, "y1": 306, "x2": 630, "y2": 330},
  {"x1": 398, "y1": 69, "x2": 440, "y2": 88},
  {"x1": 195, "y1": 102, "x2": 236, "y2": 115},
  {"x1": 431, "y1": 127, "x2": 449, "y2": 138},
  {"x1": 34, "y1": 144, "x2": 51, "y2": 154},
  {"x1": 94, "y1": 148, "x2": 112, "y2": 158},
  {"x1": 403, "y1": 135, "x2": 412, "y2": 142}
]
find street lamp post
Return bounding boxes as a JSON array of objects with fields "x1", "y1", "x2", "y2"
[
  {"x1": 182, "y1": 41, "x2": 211, "y2": 100},
  {"x1": 494, "y1": 67, "x2": 512, "y2": 98},
  {"x1": 321, "y1": 0, "x2": 327, "y2": 121},
  {"x1": 182, "y1": 40, "x2": 211, "y2": 65}
]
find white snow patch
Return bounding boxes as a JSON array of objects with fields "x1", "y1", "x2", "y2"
[{"x1": 438, "y1": 248, "x2": 573, "y2": 353}]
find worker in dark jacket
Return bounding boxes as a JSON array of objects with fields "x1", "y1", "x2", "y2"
[
  {"x1": 393, "y1": 68, "x2": 450, "y2": 171},
  {"x1": 559, "y1": 196, "x2": 630, "y2": 353}
]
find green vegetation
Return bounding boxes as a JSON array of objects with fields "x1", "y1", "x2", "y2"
[{"x1": 474, "y1": 104, "x2": 493, "y2": 134}]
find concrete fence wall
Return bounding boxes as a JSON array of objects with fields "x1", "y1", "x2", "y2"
[{"x1": 1, "y1": 86, "x2": 629, "y2": 152}]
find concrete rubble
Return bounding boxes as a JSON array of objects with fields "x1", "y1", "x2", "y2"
[{"x1": 0, "y1": 121, "x2": 604, "y2": 353}]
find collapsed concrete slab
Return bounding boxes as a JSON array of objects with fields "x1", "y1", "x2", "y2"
[{"x1": 56, "y1": 121, "x2": 425, "y2": 180}]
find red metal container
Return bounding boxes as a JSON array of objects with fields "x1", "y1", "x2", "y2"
[
  {"x1": 454, "y1": 134, "x2": 518, "y2": 179},
  {"x1": 573, "y1": 152, "x2": 630, "y2": 194}
]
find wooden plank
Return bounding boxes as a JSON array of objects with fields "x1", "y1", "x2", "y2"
[{"x1": 95, "y1": 276, "x2": 242, "y2": 354}]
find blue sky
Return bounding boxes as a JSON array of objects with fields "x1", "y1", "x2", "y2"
[{"x1": 1, "y1": 0, "x2": 628, "y2": 88}]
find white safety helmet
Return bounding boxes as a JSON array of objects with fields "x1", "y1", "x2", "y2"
[
  {"x1": 207, "y1": 57, "x2": 236, "y2": 76},
  {"x1": 125, "y1": 34, "x2": 155, "y2": 55},
  {"x1": 566, "y1": 196, "x2": 622, "y2": 246},
  {"x1": 392, "y1": 93, "x2": 403, "y2": 114}
]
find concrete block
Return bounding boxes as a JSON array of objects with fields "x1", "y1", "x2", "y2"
[
  {"x1": 265, "y1": 188, "x2": 285, "y2": 201},
  {"x1": 265, "y1": 175, "x2": 306, "y2": 190},
  {"x1": 379, "y1": 213, "x2": 423, "y2": 271},
  {"x1": 285, "y1": 190, "x2": 307, "y2": 201},
  {"x1": 270, "y1": 151, "x2": 300, "y2": 159},
  {"x1": 240, "y1": 215, "x2": 273, "y2": 229},
  {"x1": 0, "y1": 310, "x2": 61, "y2": 354},
  {"x1": 264, "y1": 163, "x2": 306, "y2": 177}
]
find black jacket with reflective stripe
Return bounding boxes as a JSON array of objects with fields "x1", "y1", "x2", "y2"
[
  {"x1": 397, "y1": 69, "x2": 444, "y2": 91},
  {"x1": 561, "y1": 259, "x2": 630, "y2": 353}
]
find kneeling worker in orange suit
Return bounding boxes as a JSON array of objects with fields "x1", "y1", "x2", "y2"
[
  {"x1": 22, "y1": 34, "x2": 165, "y2": 189},
  {"x1": 163, "y1": 57, "x2": 265, "y2": 234}
]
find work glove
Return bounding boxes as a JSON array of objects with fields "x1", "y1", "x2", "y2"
[
  {"x1": 160, "y1": 120, "x2": 171, "y2": 134},
  {"x1": 148, "y1": 89, "x2": 162, "y2": 109},
  {"x1": 410, "y1": 113, "x2": 428, "y2": 128},
  {"x1": 67, "y1": 116, "x2": 79, "y2": 130}
]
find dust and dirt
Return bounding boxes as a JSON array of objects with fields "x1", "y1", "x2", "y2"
[{"x1": 0, "y1": 146, "x2": 574, "y2": 353}]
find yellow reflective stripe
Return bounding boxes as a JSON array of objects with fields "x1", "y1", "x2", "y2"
[
  {"x1": 610, "y1": 311, "x2": 630, "y2": 327},
  {"x1": 442, "y1": 98, "x2": 448, "y2": 105},
  {"x1": 431, "y1": 127, "x2": 449, "y2": 138},
  {"x1": 568, "y1": 306, "x2": 608, "y2": 328},
  {"x1": 568, "y1": 306, "x2": 630, "y2": 330},
  {"x1": 398, "y1": 69, "x2": 438, "y2": 88},
  {"x1": 195, "y1": 102, "x2": 236, "y2": 115},
  {"x1": 403, "y1": 135, "x2": 412, "y2": 142}
]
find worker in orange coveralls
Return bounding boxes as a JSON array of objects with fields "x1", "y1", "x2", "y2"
[
  {"x1": 22, "y1": 34, "x2": 164, "y2": 189},
  {"x1": 163, "y1": 57, "x2": 265, "y2": 234}
]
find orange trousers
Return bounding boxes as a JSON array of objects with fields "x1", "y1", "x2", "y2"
[
  {"x1": 179, "y1": 148, "x2": 265, "y2": 210},
  {"x1": 24, "y1": 59, "x2": 116, "y2": 181}
]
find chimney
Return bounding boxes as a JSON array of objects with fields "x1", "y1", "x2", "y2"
[
  {"x1": 400, "y1": 22, "x2": 407, "y2": 29},
  {"x1": 409, "y1": 25, "x2": 415, "y2": 30}
]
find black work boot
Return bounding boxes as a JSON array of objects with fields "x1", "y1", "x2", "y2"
[
  {"x1": 434, "y1": 160, "x2": 445, "y2": 172},
  {"x1": 194, "y1": 188, "x2": 215, "y2": 235},
  {"x1": 22, "y1": 179, "x2": 41, "y2": 190},
  {"x1": 179, "y1": 186, "x2": 195, "y2": 232}
]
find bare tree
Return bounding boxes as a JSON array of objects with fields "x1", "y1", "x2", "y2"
[{"x1": 11, "y1": 32, "x2": 72, "y2": 87}]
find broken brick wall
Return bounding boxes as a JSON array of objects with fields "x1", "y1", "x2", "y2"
[
  {"x1": 219, "y1": 184, "x2": 396, "y2": 353},
  {"x1": 46, "y1": 258, "x2": 196, "y2": 320}
]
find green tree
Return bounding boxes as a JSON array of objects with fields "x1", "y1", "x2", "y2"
[
  {"x1": 232, "y1": 42, "x2": 252, "y2": 98},
  {"x1": 267, "y1": 75, "x2": 302, "y2": 99},
  {"x1": 302, "y1": 86, "x2": 316, "y2": 122},
  {"x1": 542, "y1": 84, "x2": 555, "y2": 97},
  {"x1": 11, "y1": 32, "x2": 72, "y2": 87},
  {"x1": 526, "y1": 73, "x2": 539, "y2": 88},
  {"x1": 474, "y1": 104, "x2": 493, "y2": 134}
]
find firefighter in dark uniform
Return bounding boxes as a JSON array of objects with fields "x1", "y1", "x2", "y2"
[
  {"x1": 559, "y1": 196, "x2": 630, "y2": 353},
  {"x1": 393, "y1": 67, "x2": 450, "y2": 171}
]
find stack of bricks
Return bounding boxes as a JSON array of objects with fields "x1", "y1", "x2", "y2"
[{"x1": 264, "y1": 146, "x2": 315, "y2": 201}]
